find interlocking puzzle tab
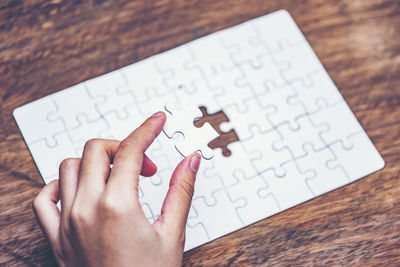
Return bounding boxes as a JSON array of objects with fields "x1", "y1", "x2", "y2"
[{"x1": 163, "y1": 99, "x2": 219, "y2": 160}]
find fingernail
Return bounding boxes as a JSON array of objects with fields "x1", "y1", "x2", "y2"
[
  {"x1": 151, "y1": 111, "x2": 163, "y2": 118},
  {"x1": 189, "y1": 153, "x2": 201, "y2": 173}
]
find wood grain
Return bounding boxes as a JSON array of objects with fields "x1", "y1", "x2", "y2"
[{"x1": 1, "y1": 0, "x2": 399, "y2": 266}]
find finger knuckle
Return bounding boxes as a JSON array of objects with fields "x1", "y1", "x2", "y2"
[
  {"x1": 70, "y1": 205, "x2": 90, "y2": 228},
  {"x1": 84, "y1": 138, "x2": 103, "y2": 152},
  {"x1": 119, "y1": 138, "x2": 139, "y2": 151},
  {"x1": 59, "y1": 158, "x2": 77, "y2": 173},
  {"x1": 141, "y1": 122, "x2": 158, "y2": 139},
  {"x1": 99, "y1": 194, "x2": 131, "y2": 216},
  {"x1": 32, "y1": 195, "x2": 43, "y2": 211}
]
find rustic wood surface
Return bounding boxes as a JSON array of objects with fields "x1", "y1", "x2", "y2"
[{"x1": 1, "y1": 0, "x2": 399, "y2": 266}]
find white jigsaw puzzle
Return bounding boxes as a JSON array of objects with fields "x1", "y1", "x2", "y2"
[{"x1": 13, "y1": 10, "x2": 384, "y2": 251}]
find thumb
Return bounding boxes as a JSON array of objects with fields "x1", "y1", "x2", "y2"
[{"x1": 155, "y1": 153, "x2": 201, "y2": 239}]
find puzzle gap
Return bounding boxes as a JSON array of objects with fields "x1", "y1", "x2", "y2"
[{"x1": 193, "y1": 106, "x2": 240, "y2": 158}]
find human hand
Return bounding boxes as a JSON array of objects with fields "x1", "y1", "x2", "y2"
[{"x1": 33, "y1": 111, "x2": 201, "y2": 267}]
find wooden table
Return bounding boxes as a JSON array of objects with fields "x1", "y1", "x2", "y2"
[{"x1": 1, "y1": 0, "x2": 399, "y2": 265}]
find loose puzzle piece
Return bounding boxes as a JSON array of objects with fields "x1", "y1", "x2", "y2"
[
  {"x1": 163, "y1": 101, "x2": 219, "y2": 159},
  {"x1": 13, "y1": 10, "x2": 384, "y2": 253}
]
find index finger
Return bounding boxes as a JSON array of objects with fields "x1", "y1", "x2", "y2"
[{"x1": 107, "y1": 111, "x2": 166, "y2": 195}]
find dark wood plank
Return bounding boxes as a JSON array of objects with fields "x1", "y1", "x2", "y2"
[{"x1": 0, "y1": 0, "x2": 399, "y2": 266}]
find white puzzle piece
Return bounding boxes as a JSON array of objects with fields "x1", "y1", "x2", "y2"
[
  {"x1": 326, "y1": 131, "x2": 385, "y2": 181},
  {"x1": 226, "y1": 172, "x2": 280, "y2": 225},
  {"x1": 163, "y1": 102, "x2": 219, "y2": 159},
  {"x1": 272, "y1": 115, "x2": 327, "y2": 158},
  {"x1": 13, "y1": 97, "x2": 64, "y2": 147},
  {"x1": 309, "y1": 99, "x2": 363, "y2": 149},
  {"x1": 154, "y1": 46, "x2": 202, "y2": 92},
  {"x1": 219, "y1": 98, "x2": 275, "y2": 140},
  {"x1": 188, "y1": 189, "x2": 244, "y2": 239},
  {"x1": 28, "y1": 132, "x2": 78, "y2": 180},
  {"x1": 288, "y1": 70, "x2": 344, "y2": 113},
  {"x1": 221, "y1": 22, "x2": 267, "y2": 69},
  {"x1": 252, "y1": 10, "x2": 305, "y2": 53},
  {"x1": 47, "y1": 83, "x2": 100, "y2": 130},
  {"x1": 236, "y1": 56, "x2": 286, "y2": 96},
  {"x1": 14, "y1": 10, "x2": 384, "y2": 252},
  {"x1": 85, "y1": 70, "x2": 135, "y2": 119},
  {"x1": 120, "y1": 58, "x2": 170, "y2": 101},
  {"x1": 184, "y1": 207, "x2": 210, "y2": 251},
  {"x1": 258, "y1": 161, "x2": 313, "y2": 211},
  {"x1": 185, "y1": 32, "x2": 235, "y2": 76},
  {"x1": 296, "y1": 144, "x2": 350, "y2": 196},
  {"x1": 180, "y1": 80, "x2": 223, "y2": 115},
  {"x1": 203, "y1": 142, "x2": 259, "y2": 187}
]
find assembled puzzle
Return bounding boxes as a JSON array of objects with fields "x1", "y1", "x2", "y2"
[{"x1": 14, "y1": 10, "x2": 384, "y2": 251}]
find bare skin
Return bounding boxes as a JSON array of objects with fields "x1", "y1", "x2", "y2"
[{"x1": 33, "y1": 111, "x2": 201, "y2": 267}]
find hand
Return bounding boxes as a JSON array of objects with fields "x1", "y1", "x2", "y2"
[{"x1": 33, "y1": 111, "x2": 201, "y2": 267}]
